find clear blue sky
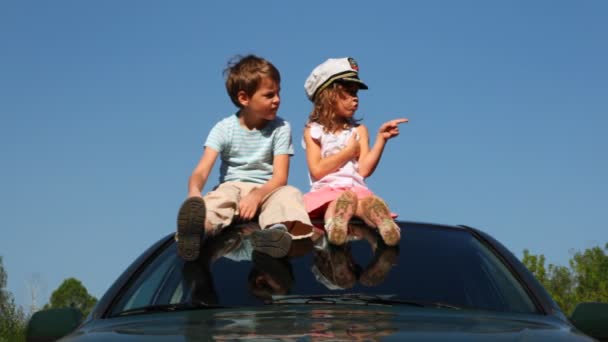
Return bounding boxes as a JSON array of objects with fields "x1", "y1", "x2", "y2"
[{"x1": 1, "y1": 1, "x2": 606, "y2": 311}]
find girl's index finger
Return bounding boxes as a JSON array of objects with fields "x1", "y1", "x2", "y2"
[{"x1": 392, "y1": 118, "x2": 409, "y2": 125}]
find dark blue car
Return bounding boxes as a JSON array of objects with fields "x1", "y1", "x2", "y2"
[{"x1": 27, "y1": 221, "x2": 608, "y2": 341}]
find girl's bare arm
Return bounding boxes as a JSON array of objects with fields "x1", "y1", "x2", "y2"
[
  {"x1": 358, "y1": 119, "x2": 408, "y2": 177},
  {"x1": 304, "y1": 126, "x2": 359, "y2": 180}
]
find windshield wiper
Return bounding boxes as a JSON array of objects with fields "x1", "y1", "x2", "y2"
[
  {"x1": 114, "y1": 302, "x2": 223, "y2": 317},
  {"x1": 270, "y1": 293, "x2": 461, "y2": 309}
]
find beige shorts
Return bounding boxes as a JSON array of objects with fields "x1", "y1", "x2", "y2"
[{"x1": 203, "y1": 182, "x2": 312, "y2": 232}]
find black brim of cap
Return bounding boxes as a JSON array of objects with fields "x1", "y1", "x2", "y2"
[
  {"x1": 338, "y1": 77, "x2": 368, "y2": 89},
  {"x1": 311, "y1": 74, "x2": 369, "y2": 101}
]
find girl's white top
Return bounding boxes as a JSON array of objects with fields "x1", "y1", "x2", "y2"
[{"x1": 303, "y1": 122, "x2": 367, "y2": 191}]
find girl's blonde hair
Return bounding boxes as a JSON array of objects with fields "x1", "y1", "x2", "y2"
[{"x1": 307, "y1": 83, "x2": 360, "y2": 133}]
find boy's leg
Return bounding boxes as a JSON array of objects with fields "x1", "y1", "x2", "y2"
[
  {"x1": 253, "y1": 185, "x2": 314, "y2": 257},
  {"x1": 250, "y1": 223, "x2": 292, "y2": 258},
  {"x1": 355, "y1": 196, "x2": 401, "y2": 246},
  {"x1": 176, "y1": 182, "x2": 241, "y2": 261},
  {"x1": 202, "y1": 182, "x2": 242, "y2": 233},
  {"x1": 258, "y1": 185, "x2": 314, "y2": 237},
  {"x1": 324, "y1": 190, "x2": 357, "y2": 246},
  {"x1": 176, "y1": 197, "x2": 207, "y2": 261}
]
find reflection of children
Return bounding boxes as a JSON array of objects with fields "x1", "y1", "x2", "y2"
[
  {"x1": 312, "y1": 225, "x2": 399, "y2": 290},
  {"x1": 312, "y1": 241, "x2": 360, "y2": 290},
  {"x1": 248, "y1": 251, "x2": 294, "y2": 301},
  {"x1": 176, "y1": 55, "x2": 313, "y2": 261},
  {"x1": 302, "y1": 57, "x2": 407, "y2": 246},
  {"x1": 350, "y1": 224, "x2": 399, "y2": 287}
]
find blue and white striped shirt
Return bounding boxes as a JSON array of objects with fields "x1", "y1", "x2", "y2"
[{"x1": 205, "y1": 114, "x2": 294, "y2": 184}]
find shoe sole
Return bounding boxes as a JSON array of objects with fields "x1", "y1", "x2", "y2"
[
  {"x1": 252, "y1": 228, "x2": 292, "y2": 258},
  {"x1": 378, "y1": 219, "x2": 400, "y2": 247},
  {"x1": 177, "y1": 197, "x2": 206, "y2": 261},
  {"x1": 326, "y1": 191, "x2": 357, "y2": 246},
  {"x1": 327, "y1": 223, "x2": 348, "y2": 246},
  {"x1": 361, "y1": 196, "x2": 401, "y2": 247}
]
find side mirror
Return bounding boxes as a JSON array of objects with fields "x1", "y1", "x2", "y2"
[
  {"x1": 26, "y1": 307, "x2": 83, "y2": 342},
  {"x1": 570, "y1": 302, "x2": 608, "y2": 341}
]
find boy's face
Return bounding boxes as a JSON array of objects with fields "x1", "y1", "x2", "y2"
[
  {"x1": 238, "y1": 76, "x2": 280, "y2": 122},
  {"x1": 334, "y1": 82, "x2": 360, "y2": 119}
]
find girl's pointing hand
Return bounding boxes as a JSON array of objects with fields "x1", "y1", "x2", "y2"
[{"x1": 379, "y1": 118, "x2": 408, "y2": 140}]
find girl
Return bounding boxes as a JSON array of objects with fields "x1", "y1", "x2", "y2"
[{"x1": 302, "y1": 57, "x2": 407, "y2": 246}]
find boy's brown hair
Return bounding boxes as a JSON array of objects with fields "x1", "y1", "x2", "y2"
[{"x1": 224, "y1": 55, "x2": 281, "y2": 108}]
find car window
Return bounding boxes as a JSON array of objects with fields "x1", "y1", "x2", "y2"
[
  {"x1": 108, "y1": 223, "x2": 539, "y2": 316},
  {"x1": 473, "y1": 238, "x2": 538, "y2": 312},
  {"x1": 110, "y1": 246, "x2": 183, "y2": 314}
]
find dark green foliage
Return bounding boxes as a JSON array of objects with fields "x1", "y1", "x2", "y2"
[
  {"x1": 46, "y1": 278, "x2": 98, "y2": 317},
  {"x1": 570, "y1": 243, "x2": 608, "y2": 304},
  {"x1": 0, "y1": 256, "x2": 26, "y2": 342},
  {"x1": 1, "y1": 259, "x2": 98, "y2": 341},
  {"x1": 522, "y1": 243, "x2": 608, "y2": 315}
]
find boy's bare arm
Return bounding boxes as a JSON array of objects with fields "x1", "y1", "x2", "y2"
[
  {"x1": 238, "y1": 154, "x2": 290, "y2": 220},
  {"x1": 358, "y1": 119, "x2": 407, "y2": 177},
  {"x1": 303, "y1": 127, "x2": 359, "y2": 180},
  {"x1": 188, "y1": 147, "x2": 219, "y2": 198}
]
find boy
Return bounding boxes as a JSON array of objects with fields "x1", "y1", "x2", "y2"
[{"x1": 176, "y1": 55, "x2": 313, "y2": 261}]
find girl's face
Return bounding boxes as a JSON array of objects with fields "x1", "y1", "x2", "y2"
[{"x1": 334, "y1": 82, "x2": 360, "y2": 119}]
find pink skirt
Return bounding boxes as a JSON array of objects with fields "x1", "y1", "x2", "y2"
[{"x1": 303, "y1": 186, "x2": 398, "y2": 219}]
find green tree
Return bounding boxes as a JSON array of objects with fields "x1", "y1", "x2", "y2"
[
  {"x1": 544, "y1": 263, "x2": 576, "y2": 314},
  {"x1": 0, "y1": 256, "x2": 26, "y2": 342},
  {"x1": 522, "y1": 244, "x2": 608, "y2": 315},
  {"x1": 46, "y1": 278, "x2": 97, "y2": 317},
  {"x1": 522, "y1": 249, "x2": 576, "y2": 312},
  {"x1": 522, "y1": 249, "x2": 548, "y2": 285},
  {"x1": 570, "y1": 243, "x2": 608, "y2": 304}
]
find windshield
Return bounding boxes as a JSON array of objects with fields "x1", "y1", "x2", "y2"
[{"x1": 108, "y1": 223, "x2": 538, "y2": 316}]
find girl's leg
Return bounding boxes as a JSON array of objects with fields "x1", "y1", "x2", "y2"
[
  {"x1": 355, "y1": 195, "x2": 401, "y2": 246},
  {"x1": 324, "y1": 190, "x2": 357, "y2": 245}
]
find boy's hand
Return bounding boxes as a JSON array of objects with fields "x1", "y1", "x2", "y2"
[
  {"x1": 378, "y1": 118, "x2": 408, "y2": 141},
  {"x1": 345, "y1": 132, "x2": 360, "y2": 158},
  {"x1": 239, "y1": 191, "x2": 263, "y2": 221}
]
